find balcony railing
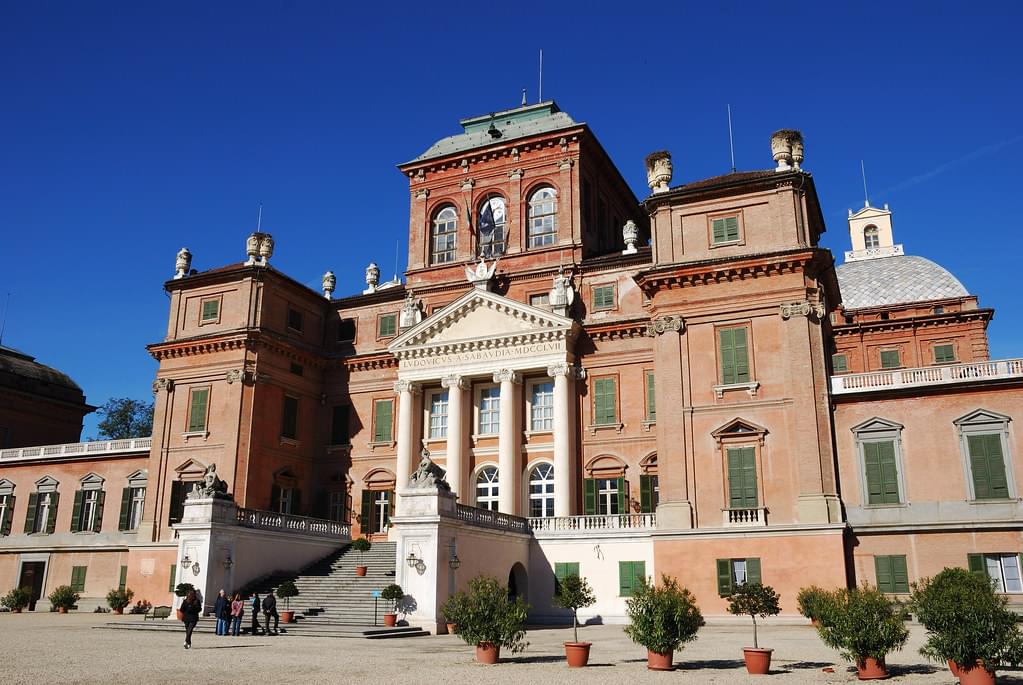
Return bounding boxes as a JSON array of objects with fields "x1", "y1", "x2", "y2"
[
  {"x1": 0, "y1": 436, "x2": 153, "y2": 461},
  {"x1": 831, "y1": 359, "x2": 1023, "y2": 395},
  {"x1": 528, "y1": 513, "x2": 657, "y2": 534},
  {"x1": 722, "y1": 507, "x2": 767, "y2": 527},
  {"x1": 236, "y1": 508, "x2": 351, "y2": 540},
  {"x1": 455, "y1": 504, "x2": 531, "y2": 534}
]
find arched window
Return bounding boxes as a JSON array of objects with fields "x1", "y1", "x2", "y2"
[
  {"x1": 528, "y1": 463, "x2": 555, "y2": 518},
  {"x1": 476, "y1": 466, "x2": 499, "y2": 511},
  {"x1": 863, "y1": 225, "x2": 879, "y2": 249},
  {"x1": 431, "y1": 206, "x2": 458, "y2": 264},
  {"x1": 477, "y1": 195, "x2": 506, "y2": 258},
  {"x1": 527, "y1": 186, "x2": 557, "y2": 248}
]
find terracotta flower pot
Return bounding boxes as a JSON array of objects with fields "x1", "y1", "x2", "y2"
[
  {"x1": 383, "y1": 613, "x2": 397, "y2": 627},
  {"x1": 856, "y1": 656, "x2": 887, "y2": 680},
  {"x1": 113, "y1": 608, "x2": 124, "y2": 615},
  {"x1": 176, "y1": 609, "x2": 184, "y2": 621},
  {"x1": 948, "y1": 660, "x2": 961, "y2": 677},
  {"x1": 475, "y1": 642, "x2": 500, "y2": 664},
  {"x1": 957, "y1": 661, "x2": 996, "y2": 685},
  {"x1": 446, "y1": 623, "x2": 457, "y2": 635},
  {"x1": 355, "y1": 566, "x2": 367, "y2": 577},
  {"x1": 13, "y1": 608, "x2": 22, "y2": 614},
  {"x1": 57, "y1": 607, "x2": 67, "y2": 614},
  {"x1": 646, "y1": 649, "x2": 673, "y2": 671},
  {"x1": 280, "y1": 610, "x2": 295, "y2": 624},
  {"x1": 743, "y1": 647, "x2": 773, "y2": 675},
  {"x1": 564, "y1": 642, "x2": 591, "y2": 667}
]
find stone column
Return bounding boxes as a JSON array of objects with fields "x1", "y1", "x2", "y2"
[
  {"x1": 494, "y1": 369, "x2": 522, "y2": 514},
  {"x1": 394, "y1": 380, "x2": 422, "y2": 493},
  {"x1": 441, "y1": 374, "x2": 469, "y2": 498},
  {"x1": 548, "y1": 363, "x2": 580, "y2": 517}
]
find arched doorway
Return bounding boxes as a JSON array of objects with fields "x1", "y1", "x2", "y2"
[{"x1": 508, "y1": 562, "x2": 528, "y2": 603}]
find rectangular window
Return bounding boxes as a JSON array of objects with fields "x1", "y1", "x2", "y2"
[
  {"x1": 200, "y1": 298, "x2": 220, "y2": 323},
  {"x1": 967, "y1": 434, "x2": 1009, "y2": 500},
  {"x1": 593, "y1": 377, "x2": 617, "y2": 425},
  {"x1": 429, "y1": 391, "x2": 449, "y2": 439},
  {"x1": 719, "y1": 326, "x2": 751, "y2": 385},
  {"x1": 478, "y1": 386, "x2": 500, "y2": 435},
  {"x1": 281, "y1": 396, "x2": 299, "y2": 440},
  {"x1": 168, "y1": 481, "x2": 186, "y2": 525},
  {"x1": 712, "y1": 216, "x2": 740, "y2": 244},
  {"x1": 328, "y1": 491, "x2": 346, "y2": 523},
  {"x1": 587, "y1": 477, "x2": 624, "y2": 515},
  {"x1": 119, "y1": 565, "x2": 128, "y2": 592},
  {"x1": 592, "y1": 285, "x2": 615, "y2": 311},
  {"x1": 554, "y1": 562, "x2": 580, "y2": 593},
  {"x1": 529, "y1": 293, "x2": 550, "y2": 307},
  {"x1": 832, "y1": 354, "x2": 848, "y2": 373},
  {"x1": 187, "y1": 388, "x2": 209, "y2": 433},
  {"x1": 969, "y1": 553, "x2": 1023, "y2": 593},
  {"x1": 168, "y1": 564, "x2": 176, "y2": 592},
  {"x1": 618, "y1": 560, "x2": 646, "y2": 597},
  {"x1": 121, "y1": 486, "x2": 145, "y2": 531},
  {"x1": 337, "y1": 318, "x2": 356, "y2": 343},
  {"x1": 639, "y1": 474, "x2": 659, "y2": 513},
  {"x1": 874, "y1": 555, "x2": 910, "y2": 594},
  {"x1": 373, "y1": 399, "x2": 394, "y2": 443},
  {"x1": 0, "y1": 494, "x2": 13, "y2": 536},
  {"x1": 378, "y1": 313, "x2": 397, "y2": 338},
  {"x1": 727, "y1": 447, "x2": 758, "y2": 508},
  {"x1": 330, "y1": 405, "x2": 350, "y2": 446},
  {"x1": 880, "y1": 349, "x2": 901, "y2": 369},
  {"x1": 863, "y1": 440, "x2": 901, "y2": 505},
  {"x1": 78, "y1": 489, "x2": 100, "y2": 532},
  {"x1": 362, "y1": 489, "x2": 392, "y2": 534},
  {"x1": 287, "y1": 307, "x2": 303, "y2": 332},
  {"x1": 645, "y1": 371, "x2": 656, "y2": 421},
  {"x1": 70, "y1": 566, "x2": 87, "y2": 593},
  {"x1": 289, "y1": 362, "x2": 304, "y2": 376},
  {"x1": 716, "y1": 557, "x2": 762, "y2": 596},
  {"x1": 530, "y1": 382, "x2": 554, "y2": 432},
  {"x1": 934, "y1": 343, "x2": 956, "y2": 364}
]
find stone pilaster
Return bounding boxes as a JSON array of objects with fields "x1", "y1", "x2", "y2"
[{"x1": 494, "y1": 369, "x2": 522, "y2": 514}]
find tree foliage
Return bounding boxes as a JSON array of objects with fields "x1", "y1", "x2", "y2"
[
  {"x1": 726, "y1": 582, "x2": 781, "y2": 649},
  {"x1": 553, "y1": 573, "x2": 596, "y2": 644},
  {"x1": 96, "y1": 397, "x2": 153, "y2": 439},
  {"x1": 441, "y1": 575, "x2": 529, "y2": 653},
  {"x1": 624, "y1": 574, "x2": 705, "y2": 655},
  {"x1": 815, "y1": 584, "x2": 909, "y2": 662}
]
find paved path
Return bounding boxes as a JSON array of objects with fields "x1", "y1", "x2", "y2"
[{"x1": 3, "y1": 613, "x2": 1020, "y2": 684}]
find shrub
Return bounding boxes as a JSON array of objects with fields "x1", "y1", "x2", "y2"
[
  {"x1": 276, "y1": 580, "x2": 299, "y2": 611},
  {"x1": 726, "y1": 583, "x2": 781, "y2": 649},
  {"x1": 381, "y1": 583, "x2": 404, "y2": 613},
  {"x1": 106, "y1": 588, "x2": 134, "y2": 611},
  {"x1": 624, "y1": 574, "x2": 705, "y2": 656},
  {"x1": 815, "y1": 584, "x2": 909, "y2": 662},
  {"x1": 1, "y1": 587, "x2": 32, "y2": 611},
  {"x1": 442, "y1": 575, "x2": 529, "y2": 653},
  {"x1": 174, "y1": 583, "x2": 194, "y2": 598},
  {"x1": 351, "y1": 538, "x2": 371, "y2": 565},
  {"x1": 796, "y1": 585, "x2": 831, "y2": 621},
  {"x1": 910, "y1": 567, "x2": 1023, "y2": 670},
  {"x1": 552, "y1": 574, "x2": 596, "y2": 644},
  {"x1": 48, "y1": 585, "x2": 81, "y2": 611}
]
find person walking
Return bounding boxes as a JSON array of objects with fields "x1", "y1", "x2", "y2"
[
  {"x1": 214, "y1": 589, "x2": 229, "y2": 636},
  {"x1": 230, "y1": 592, "x2": 244, "y2": 636},
  {"x1": 180, "y1": 589, "x2": 201, "y2": 649},
  {"x1": 262, "y1": 590, "x2": 279, "y2": 635},
  {"x1": 250, "y1": 593, "x2": 262, "y2": 636}
]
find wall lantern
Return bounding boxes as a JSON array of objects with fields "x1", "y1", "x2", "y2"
[
  {"x1": 448, "y1": 554, "x2": 461, "y2": 570},
  {"x1": 223, "y1": 555, "x2": 234, "y2": 570},
  {"x1": 406, "y1": 551, "x2": 421, "y2": 569},
  {"x1": 180, "y1": 554, "x2": 192, "y2": 570},
  {"x1": 191, "y1": 562, "x2": 201, "y2": 576}
]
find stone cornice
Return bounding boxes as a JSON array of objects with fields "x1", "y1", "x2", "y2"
[
  {"x1": 831, "y1": 309, "x2": 994, "y2": 336},
  {"x1": 635, "y1": 248, "x2": 826, "y2": 296},
  {"x1": 344, "y1": 353, "x2": 399, "y2": 373},
  {"x1": 583, "y1": 318, "x2": 651, "y2": 342},
  {"x1": 147, "y1": 330, "x2": 327, "y2": 369}
]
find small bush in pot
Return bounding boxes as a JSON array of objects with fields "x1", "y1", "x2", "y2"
[
  {"x1": 552, "y1": 573, "x2": 596, "y2": 667},
  {"x1": 276, "y1": 580, "x2": 299, "y2": 623},
  {"x1": 381, "y1": 583, "x2": 404, "y2": 628},
  {"x1": 442, "y1": 575, "x2": 528, "y2": 664},
  {"x1": 106, "y1": 588, "x2": 134, "y2": 614},
  {"x1": 796, "y1": 585, "x2": 831, "y2": 625},
  {"x1": 815, "y1": 584, "x2": 909, "y2": 679},
  {"x1": 909, "y1": 567, "x2": 1023, "y2": 683},
  {"x1": 726, "y1": 582, "x2": 781, "y2": 674},
  {"x1": 442, "y1": 591, "x2": 465, "y2": 634},
  {"x1": 624, "y1": 574, "x2": 705, "y2": 671},
  {"x1": 48, "y1": 585, "x2": 80, "y2": 613},
  {"x1": 1, "y1": 587, "x2": 32, "y2": 613},
  {"x1": 351, "y1": 538, "x2": 371, "y2": 576}
]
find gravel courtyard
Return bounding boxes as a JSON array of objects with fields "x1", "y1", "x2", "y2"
[{"x1": 3, "y1": 613, "x2": 1021, "y2": 684}]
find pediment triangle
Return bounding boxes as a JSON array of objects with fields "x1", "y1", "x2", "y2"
[
  {"x1": 954, "y1": 409, "x2": 1011, "y2": 426},
  {"x1": 712, "y1": 417, "x2": 767, "y2": 437},
  {"x1": 850, "y1": 417, "x2": 904, "y2": 433}
]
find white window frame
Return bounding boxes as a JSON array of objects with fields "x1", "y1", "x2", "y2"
[
  {"x1": 373, "y1": 490, "x2": 390, "y2": 533},
  {"x1": 477, "y1": 195, "x2": 507, "y2": 258},
  {"x1": 528, "y1": 462, "x2": 555, "y2": 518},
  {"x1": 475, "y1": 466, "x2": 499, "y2": 511},
  {"x1": 128, "y1": 487, "x2": 146, "y2": 531},
  {"x1": 277, "y1": 487, "x2": 294, "y2": 515},
  {"x1": 478, "y1": 385, "x2": 501, "y2": 435},
  {"x1": 34, "y1": 492, "x2": 52, "y2": 534},
  {"x1": 732, "y1": 559, "x2": 748, "y2": 586},
  {"x1": 983, "y1": 553, "x2": 1023, "y2": 593},
  {"x1": 0, "y1": 493, "x2": 11, "y2": 535},
  {"x1": 864, "y1": 225, "x2": 880, "y2": 249},
  {"x1": 953, "y1": 409, "x2": 1016, "y2": 502},
  {"x1": 850, "y1": 418, "x2": 908, "y2": 508},
  {"x1": 597, "y1": 477, "x2": 619, "y2": 515},
  {"x1": 428, "y1": 390, "x2": 449, "y2": 440},
  {"x1": 431, "y1": 206, "x2": 458, "y2": 264},
  {"x1": 529, "y1": 381, "x2": 554, "y2": 433},
  {"x1": 80, "y1": 489, "x2": 99, "y2": 531},
  {"x1": 527, "y1": 186, "x2": 557, "y2": 248}
]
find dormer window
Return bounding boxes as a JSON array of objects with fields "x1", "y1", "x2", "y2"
[
  {"x1": 431, "y1": 206, "x2": 458, "y2": 264},
  {"x1": 477, "y1": 195, "x2": 506, "y2": 258},
  {"x1": 864, "y1": 225, "x2": 880, "y2": 249}
]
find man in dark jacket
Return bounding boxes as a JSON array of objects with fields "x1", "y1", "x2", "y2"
[
  {"x1": 214, "y1": 589, "x2": 229, "y2": 636},
  {"x1": 262, "y1": 590, "x2": 279, "y2": 635}
]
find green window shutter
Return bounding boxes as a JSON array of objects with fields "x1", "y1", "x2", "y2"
[
  {"x1": 554, "y1": 562, "x2": 580, "y2": 593},
  {"x1": 619, "y1": 561, "x2": 634, "y2": 596},
  {"x1": 732, "y1": 327, "x2": 750, "y2": 382},
  {"x1": 719, "y1": 328, "x2": 734, "y2": 383},
  {"x1": 46, "y1": 493, "x2": 59, "y2": 534},
  {"x1": 832, "y1": 354, "x2": 848, "y2": 372},
  {"x1": 374, "y1": 400, "x2": 393, "y2": 442},
  {"x1": 880, "y1": 350, "x2": 900, "y2": 369},
  {"x1": 712, "y1": 218, "x2": 726, "y2": 243},
  {"x1": 720, "y1": 327, "x2": 751, "y2": 384},
  {"x1": 24, "y1": 493, "x2": 39, "y2": 533},
  {"x1": 875, "y1": 556, "x2": 893, "y2": 593},
  {"x1": 746, "y1": 557, "x2": 762, "y2": 585},
  {"x1": 118, "y1": 487, "x2": 132, "y2": 531},
  {"x1": 616, "y1": 477, "x2": 627, "y2": 514},
  {"x1": 584, "y1": 479, "x2": 596, "y2": 515},
  {"x1": 379, "y1": 314, "x2": 396, "y2": 337},
  {"x1": 1, "y1": 495, "x2": 13, "y2": 535},
  {"x1": 360, "y1": 489, "x2": 372, "y2": 529},
  {"x1": 716, "y1": 559, "x2": 734, "y2": 596},
  {"x1": 645, "y1": 372, "x2": 656, "y2": 421},
  {"x1": 168, "y1": 481, "x2": 185, "y2": 524},
  {"x1": 594, "y1": 378, "x2": 616, "y2": 425},
  {"x1": 119, "y1": 565, "x2": 128, "y2": 592},
  {"x1": 640, "y1": 475, "x2": 653, "y2": 513},
  {"x1": 969, "y1": 434, "x2": 1008, "y2": 500},
  {"x1": 967, "y1": 553, "x2": 986, "y2": 576},
  {"x1": 201, "y1": 299, "x2": 219, "y2": 321},
  {"x1": 93, "y1": 490, "x2": 105, "y2": 533},
  {"x1": 70, "y1": 490, "x2": 84, "y2": 533},
  {"x1": 169, "y1": 564, "x2": 176, "y2": 592},
  {"x1": 633, "y1": 561, "x2": 646, "y2": 590},
  {"x1": 891, "y1": 555, "x2": 909, "y2": 593},
  {"x1": 281, "y1": 396, "x2": 299, "y2": 440},
  {"x1": 71, "y1": 566, "x2": 87, "y2": 593},
  {"x1": 724, "y1": 217, "x2": 739, "y2": 241},
  {"x1": 727, "y1": 447, "x2": 758, "y2": 508},
  {"x1": 188, "y1": 388, "x2": 209, "y2": 432},
  {"x1": 864, "y1": 441, "x2": 900, "y2": 505},
  {"x1": 934, "y1": 344, "x2": 955, "y2": 363}
]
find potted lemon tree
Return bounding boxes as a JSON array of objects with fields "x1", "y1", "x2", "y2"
[
  {"x1": 726, "y1": 582, "x2": 781, "y2": 674},
  {"x1": 796, "y1": 585, "x2": 831, "y2": 627},
  {"x1": 381, "y1": 583, "x2": 404, "y2": 627},
  {"x1": 553, "y1": 573, "x2": 596, "y2": 667},
  {"x1": 814, "y1": 584, "x2": 909, "y2": 679},
  {"x1": 442, "y1": 575, "x2": 528, "y2": 664},
  {"x1": 351, "y1": 538, "x2": 371, "y2": 576},
  {"x1": 106, "y1": 587, "x2": 134, "y2": 615},
  {"x1": 48, "y1": 585, "x2": 80, "y2": 614},
  {"x1": 2, "y1": 587, "x2": 32, "y2": 613},
  {"x1": 624, "y1": 574, "x2": 704, "y2": 671},
  {"x1": 277, "y1": 580, "x2": 299, "y2": 623}
]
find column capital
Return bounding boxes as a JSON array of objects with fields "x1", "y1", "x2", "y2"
[
  {"x1": 393, "y1": 379, "x2": 422, "y2": 395},
  {"x1": 547, "y1": 363, "x2": 585, "y2": 380},
  {"x1": 493, "y1": 369, "x2": 522, "y2": 385},
  {"x1": 441, "y1": 374, "x2": 469, "y2": 390},
  {"x1": 151, "y1": 378, "x2": 175, "y2": 394},
  {"x1": 646, "y1": 315, "x2": 685, "y2": 336}
]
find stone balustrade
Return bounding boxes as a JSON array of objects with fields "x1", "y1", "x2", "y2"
[
  {"x1": 831, "y1": 359, "x2": 1023, "y2": 395},
  {"x1": 0, "y1": 436, "x2": 153, "y2": 461},
  {"x1": 528, "y1": 513, "x2": 657, "y2": 536},
  {"x1": 722, "y1": 507, "x2": 767, "y2": 527},
  {"x1": 235, "y1": 507, "x2": 351, "y2": 540},
  {"x1": 455, "y1": 504, "x2": 531, "y2": 534}
]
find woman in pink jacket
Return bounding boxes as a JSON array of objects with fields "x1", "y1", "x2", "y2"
[{"x1": 230, "y1": 593, "x2": 244, "y2": 636}]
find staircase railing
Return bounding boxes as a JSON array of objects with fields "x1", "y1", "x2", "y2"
[
  {"x1": 236, "y1": 508, "x2": 351, "y2": 541},
  {"x1": 455, "y1": 504, "x2": 530, "y2": 534}
]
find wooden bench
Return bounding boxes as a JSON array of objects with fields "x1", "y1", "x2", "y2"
[{"x1": 145, "y1": 605, "x2": 172, "y2": 620}]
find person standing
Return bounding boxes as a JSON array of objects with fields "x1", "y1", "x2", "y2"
[
  {"x1": 180, "y1": 589, "x2": 202, "y2": 649},
  {"x1": 230, "y1": 593, "x2": 244, "y2": 636},
  {"x1": 213, "y1": 590, "x2": 229, "y2": 636},
  {"x1": 262, "y1": 590, "x2": 279, "y2": 635},
  {"x1": 250, "y1": 593, "x2": 262, "y2": 636}
]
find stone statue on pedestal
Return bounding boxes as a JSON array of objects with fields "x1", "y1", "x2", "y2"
[
  {"x1": 189, "y1": 464, "x2": 231, "y2": 500},
  {"x1": 549, "y1": 266, "x2": 575, "y2": 316},
  {"x1": 399, "y1": 290, "x2": 423, "y2": 330},
  {"x1": 408, "y1": 448, "x2": 450, "y2": 491}
]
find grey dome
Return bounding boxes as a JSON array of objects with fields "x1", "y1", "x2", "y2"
[{"x1": 836, "y1": 255, "x2": 970, "y2": 310}]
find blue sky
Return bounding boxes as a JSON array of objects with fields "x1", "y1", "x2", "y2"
[{"x1": 2, "y1": 2, "x2": 1021, "y2": 439}]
